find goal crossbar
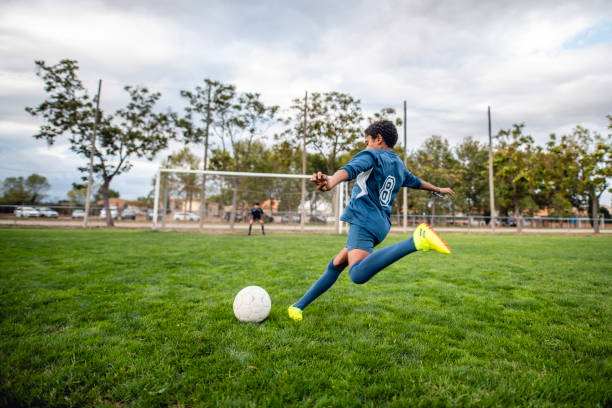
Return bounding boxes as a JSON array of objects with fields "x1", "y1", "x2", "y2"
[{"x1": 152, "y1": 169, "x2": 346, "y2": 232}]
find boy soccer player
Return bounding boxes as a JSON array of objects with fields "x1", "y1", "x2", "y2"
[
  {"x1": 248, "y1": 202, "x2": 265, "y2": 236},
  {"x1": 288, "y1": 120, "x2": 455, "y2": 321}
]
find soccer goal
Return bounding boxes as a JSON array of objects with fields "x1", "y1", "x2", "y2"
[{"x1": 152, "y1": 169, "x2": 348, "y2": 233}]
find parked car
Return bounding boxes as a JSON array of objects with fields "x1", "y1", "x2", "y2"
[
  {"x1": 121, "y1": 208, "x2": 136, "y2": 220},
  {"x1": 224, "y1": 211, "x2": 243, "y2": 222},
  {"x1": 71, "y1": 209, "x2": 85, "y2": 219},
  {"x1": 14, "y1": 206, "x2": 40, "y2": 217},
  {"x1": 501, "y1": 217, "x2": 517, "y2": 227},
  {"x1": 309, "y1": 214, "x2": 327, "y2": 224},
  {"x1": 100, "y1": 206, "x2": 118, "y2": 219},
  {"x1": 146, "y1": 209, "x2": 163, "y2": 220},
  {"x1": 280, "y1": 214, "x2": 301, "y2": 223},
  {"x1": 37, "y1": 206, "x2": 59, "y2": 218},
  {"x1": 173, "y1": 212, "x2": 200, "y2": 221}
]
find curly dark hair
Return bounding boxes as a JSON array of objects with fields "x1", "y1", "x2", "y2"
[{"x1": 364, "y1": 120, "x2": 398, "y2": 148}]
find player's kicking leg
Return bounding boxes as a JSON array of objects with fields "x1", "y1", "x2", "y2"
[
  {"x1": 412, "y1": 223, "x2": 450, "y2": 254},
  {"x1": 288, "y1": 224, "x2": 450, "y2": 321},
  {"x1": 347, "y1": 223, "x2": 450, "y2": 284}
]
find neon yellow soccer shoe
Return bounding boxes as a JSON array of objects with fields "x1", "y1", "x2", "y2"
[
  {"x1": 287, "y1": 306, "x2": 303, "y2": 321},
  {"x1": 413, "y1": 223, "x2": 451, "y2": 254}
]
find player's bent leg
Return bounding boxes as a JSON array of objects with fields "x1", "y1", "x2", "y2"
[
  {"x1": 348, "y1": 239, "x2": 417, "y2": 284},
  {"x1": 413, "y1": 223, "x2": 450, "y2": 254}
]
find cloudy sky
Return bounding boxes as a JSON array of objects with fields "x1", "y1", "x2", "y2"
[{"x1": 1, "y1": 0, "x2": 611, "y2": 202}]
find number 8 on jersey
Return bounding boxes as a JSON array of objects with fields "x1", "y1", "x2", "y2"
[{"x1": 379, "y1": 175, "x2": 395, "y2": 207}]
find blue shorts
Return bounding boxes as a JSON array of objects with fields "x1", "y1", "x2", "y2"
[{"x1": 346, "y1": 224, "x2": 380, "y2": 253}]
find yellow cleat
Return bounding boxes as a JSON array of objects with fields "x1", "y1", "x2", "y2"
[
  {"x1": 413, "y1": 223, "x2": 451, "y2": 254},
  {"x1": 287, "y1": 306, "x2": 303, "y2": 321}
]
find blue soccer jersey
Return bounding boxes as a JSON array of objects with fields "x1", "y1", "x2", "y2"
[
  {"x1": 251, "y1": 207, "x2": 264, "y2": 220},
  {"x1": 339, "y1": 149, "x2": 421, "y2": 243}
]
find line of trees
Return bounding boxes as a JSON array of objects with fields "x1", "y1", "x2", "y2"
[
  {"x1": 26, "y1": 59, "x2": 612, "y2": 230},
  {"x1": 0, "y1": 174, "x2": 50, "y2": 205}
]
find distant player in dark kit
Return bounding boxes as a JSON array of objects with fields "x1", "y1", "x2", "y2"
[
  {"x1": 248, "y1": 202, "x2": 265, "y2": 236},
  {"x1": 288, "y1": 120, "x2": 455, "y2": 321}
]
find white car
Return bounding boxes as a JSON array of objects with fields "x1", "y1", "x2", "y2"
[
  {"x1": 100, "y1": 206, "x2": 119, "y2": 219},
  {"x1": 14, "y1": 206, "x2": 40, "y2": 217},
  {"x1": 37, "y1": 207, "x2": 59, "y2": 218},
  {"x1": 72, "y1": 209, "x2": 85, "y2": 219},
  {"x1": 173, "y1": 212, "x2": 200, "y2": 221}
]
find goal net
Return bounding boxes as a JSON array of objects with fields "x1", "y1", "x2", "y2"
[{"x1": 152, "y1": 169, "x2": 349, "y2": 233}]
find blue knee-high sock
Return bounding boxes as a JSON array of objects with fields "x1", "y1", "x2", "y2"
[
  {"x1": 349, "y1": 237, "x2": 417, "y2": 284},
  {"x1": 294, "y1": 259, "x2": 347, "y2": 310},
  {"x1": 248, "y1": 225, "x2": 252, "y2": 235}
]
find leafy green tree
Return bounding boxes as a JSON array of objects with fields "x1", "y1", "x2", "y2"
[
  {"x1": 1, "y1": 177, "x2": 29, "y2": 204},
  {"x1": 411, "y1": 136, "x2": 459, "y2": 223},
  {"x1": 167, "y1": 147, "x2": 201, "y2": 212},
  {"x1": 279, "y1": 92, "x2": 363, "y2": 223},
  {"x1": 208, "y1": 89, "x2": 279, "y2": 227},
  {"x1": 25, "y1": 174, "x2": 50, "y2": 204},
  {"x1": 94, "y1": 185, "x2": 119, "y2": 202},
  {"x1": 547, "y1": 125, "x2": 612, "y2": 233},
  {"x1": 26, "y1": 59, "x2": 175, "y2": 227},
  {"x1": 534, "y1": 142, "x2": 573, "y2": 216},
  {"x1": 178, "y1": 79, "x2": 235, "y2": 222},
  {"x1": 454, "y1": 137, "x2": 488, "y2": 215},
  {"x1": 282, "y1": 91, "x2": 363, "y2": 175},
  {"x1": 67, "y1": 182, "x2": 99, "y2": 205},
  {"x1": 493, "y1": 124, "x2": 539, "y2": 228},
  {"x1": 0, "y1": 174, "x2": 50, "y2": 204}
]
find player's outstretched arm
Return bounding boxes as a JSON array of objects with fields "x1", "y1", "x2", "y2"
[
  {"x1": 311, "y1": 170, "x2": 349, "y2": 192},
  {"x1": 419, "y1": 180, "x2": 455, "y2": 197}
]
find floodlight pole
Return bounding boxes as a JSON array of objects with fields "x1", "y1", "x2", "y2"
[
  {"x1": 162, "y1": 173, "x2": 168, "y2": 229},
  {"x1": 300, "y1": 91, "x2": 307, "y2": 232},
  {"x1": 338, "y1": 182, "x2": 345, "y2": 234},
  {"x1": 84, "y1": 79, "x2": 102, "y2": 228},
  {"x1": 402, "y1": 100, "x2": 408, "y2": 232},
  {"x1": 488, "y1": 106, "x2": 496, "y2": 233},
  {"x1": 199, "y1": 83, "x2": 212, "y2": 229},
  {"x1": 153, "y1": 169, "x2": 161, "y2": 230}
]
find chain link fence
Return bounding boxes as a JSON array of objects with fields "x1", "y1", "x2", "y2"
[{"x1": 1, "y1": 204, "x2": 609, "y2": 232}]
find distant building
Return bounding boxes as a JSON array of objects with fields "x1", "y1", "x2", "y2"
[
  {"x1": 96, "y1": 198, "x2": 144, "y2": 210},
  {"x1": 167, "y1": 197, "x2": 220, "y2": 217}
]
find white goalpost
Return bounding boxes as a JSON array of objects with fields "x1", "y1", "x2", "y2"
[{"x1": 152, "y1": 168, "x2": 347, "y2": 233}]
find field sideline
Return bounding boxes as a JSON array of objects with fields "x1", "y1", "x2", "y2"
[{"x1": 1, "y1": 229, "x2": 610, "y2": 407}]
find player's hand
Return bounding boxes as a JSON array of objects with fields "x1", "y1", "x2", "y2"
[
  {"x1": 440, "y1": 187, "x2": 455, "y2": 197},
  {"x1": 317, "y1": 182, "x2": 331, "y2": 191},
  {"x1": 310, "y1": 172, "x2": 329, "y2": 190}
]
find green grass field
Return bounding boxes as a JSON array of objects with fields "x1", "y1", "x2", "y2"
[{"x1": 1, "y1": 229, "x2": 610, "y2": 407}]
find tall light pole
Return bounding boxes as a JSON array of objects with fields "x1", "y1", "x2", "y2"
[
  {"x1": 84, "y1": 79, "x2": 102, "y2": 228},
  {"x1": 300, "y1": 92, "x2": 307, "y2": 232},
  {"x1": 402, "y1": 101, "x2": 408, "y2": 232},
  {"x1": 488, "y1": 106, "x2": 496, "y2": 232},
  {"x1": 199, "y1": 83, "x2": 212, "y2": 229}
]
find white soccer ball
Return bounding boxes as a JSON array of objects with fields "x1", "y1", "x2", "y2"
[{"x1": 233, "y1": 286, "x2": 271, "y2": 323}]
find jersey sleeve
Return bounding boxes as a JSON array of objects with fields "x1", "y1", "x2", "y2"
[
  {"x1": 402, "y1": 168, "x2": 421, "y2": 188},
  {"x1": 339, "y1": 151, "x2": 376, "y2": 180}
]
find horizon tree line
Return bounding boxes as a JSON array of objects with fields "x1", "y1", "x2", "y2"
[{"x1": 23, "y1": 59, "x2": 612, "y2": 231}]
